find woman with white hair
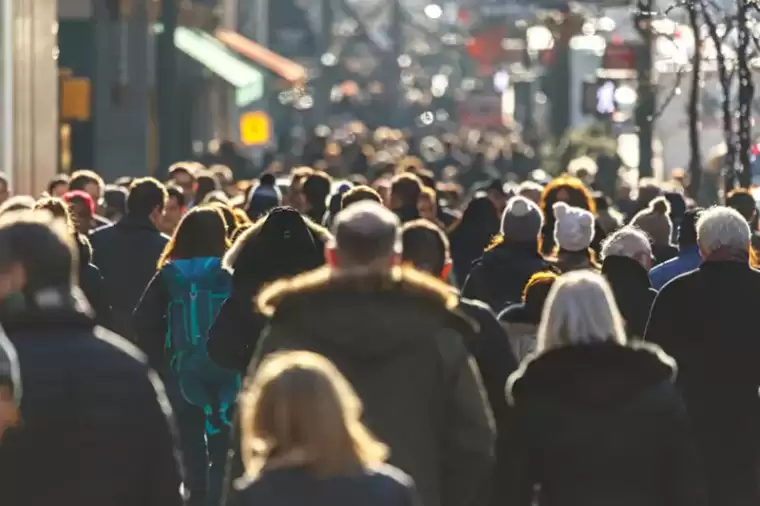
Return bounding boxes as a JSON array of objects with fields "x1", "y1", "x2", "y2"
[
  {"x1": 600, "y1": 226, "x2": 658, "y2": 339},
  {"x1": 503, "y1": 271, "x2": 704, "y2": 506},
  {"x1": 645, "y1": 206, "x2": 760, "y2": 505}
]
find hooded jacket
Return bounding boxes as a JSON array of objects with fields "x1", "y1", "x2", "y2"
[
  {"x1": 222, "y1": 266, "x2": 495, "y2": 506},
  {"x1": 462, "y1": 242, "x2": 552, "y2": 312},
  {"x1": 502, "y1": 342, "x2": 705, "y2": 506}
]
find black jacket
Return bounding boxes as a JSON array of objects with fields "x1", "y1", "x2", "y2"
[
  {"x1": 601, "y1": 255, "x2": 657, "y2": 339},
  {"x1": 238, "y1": 465, "x2": 420, "y2": 506},
  {"x1": 76, "y1": 234, "x2": 113, "y2": 329},
  {"x1": 0, "y1": 290, "x2": 184, "y2": 506},
  {"x1": 653, "y1": 244, "x2": 679, "y2": 266},
  {"x1": 645, "y1": 261, "x2": 760, "y2": 506},
  {"x1": 223, "y1": 266, "x2": 495, "y2": 506},
  {"x1": 503, "y1": 342, "x2": 705, "y2": 506},
  {"x1": 462, "y1": 242, "x2": 552, "y2": 312},
  {"x1": 90, "y1": 214, "x2": 169, "y2": 340}
]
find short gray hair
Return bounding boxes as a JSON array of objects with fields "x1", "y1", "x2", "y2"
[
  {"x1": 331, "y1": 200, "x2": 401, "y2": 268},
  {"x1": 537, "y1": 270, "x2": 627, "y2": 351},
  {"x1": 600, "y1": 226, "x2": 652, "y2": 261},
  {"x1": 696, "y1": 206, "x2": 751, "y2": 256}
]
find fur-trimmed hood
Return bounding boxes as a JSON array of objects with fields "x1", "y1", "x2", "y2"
[
  {"x1": 506, "y1": 342, "x2": 676, "y2": 407},
  {"x1": 257, "y1": 265, "x2": 472, "y2": 360}
]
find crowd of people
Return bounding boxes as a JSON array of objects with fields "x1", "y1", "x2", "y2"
[{"x1": 0, "y1": 124, "x2": 759, "y2": 506}]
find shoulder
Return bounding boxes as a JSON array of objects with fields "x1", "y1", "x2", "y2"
[{"x1": 364, "y1": 464, "x2": 417, "y2": 497}]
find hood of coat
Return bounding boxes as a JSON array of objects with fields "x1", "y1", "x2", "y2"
[
  {"x1": 257, "y1": 265, "x2": 473, "y2": 360},
  {"x1": 507, "y1": 342, "x2": 676, "y2": 408},
  {"x1": 479, "y1": 242, "x2": 551, "y2": 280},
  {"x1": 602, "y1": 255, "x2": 654, "y2": 294}
]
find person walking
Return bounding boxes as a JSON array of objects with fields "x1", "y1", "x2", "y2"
[
  {"x1": 600, "y1": 226, "x2": 657, "y2": 339},
  {"x1": 236, "y1": 350, "x2": 420, "y2": 506},
  {"x1": 630, "y1": 197, "x2": 678, "y2": 265},
  {"x1": 462, "y1": 196, "x2": 552, "y2": 312},
  {"x1": 645, "y1": 206, "x2": 760, "y2": 506},
  {"x1": 134, "y1": 206, "x2": 238, "y2": 506},
  {"x1": 503, "y1": 271, "x2": 705, "y2": 506},
  {"x1": 0, "y1": 210, "x2": 184, "y2": 506},
  {"x1": 547, "y1": 202, "x2": 599, "y2": 273},
  {"x1": 223, "y1": 201, "x2": 495, "y2": 506},
  {"x1": 649, "y1": 208, "x2": 703, "y2": 289},
  {"x1": 90, "y1": 178, "x2": 169, "y2": 339}
]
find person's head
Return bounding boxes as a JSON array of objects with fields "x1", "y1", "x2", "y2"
[
  {"x1": 69, "y1": 170, "x2": 104, "y2": 205},
  {"x1": 289, "y1": 166, "x2": 315, "y2": 210},
  {"x1": 630, "y1": 196, "x2": 673, "y2": 247},
  {"x1": 341, "y1": 185, "x2": 382, "y2": 210},
  {"x1": 417, "y1": 186, "x2": 438, "y2": 222},
  {"x1": 302, "y1": 171, "x2": 333, "y2": 213},
  {"x1": 600, "y1": 226, "x2": 654, "y2": 270},
  {"x1": 0, "y1": 210, "x2": 78, "y2": 301},
  {"x1": 161, "y1": 185, "x2": 186, "y2": 235},
  {"x1": 696, "y1": 206, "x2": 751, "y2": 261},
  {"x1": 401, "y1": 219, "x2": 450, "y2": 278},
  {"x1": 247, "y1": 174, "x2": 283, "y2": 221},
  {"x1": 390, "y1": 172, "x2": 423, "y2": 211},
  {"x1": 518, "y1": 181, "x2": 543, "y2": 204},
  {"x1": 103, "y1": 185, "x2": 128, "y2": 223},
  {"x1": 239, "y1": 351, "x2": 387, "y2": 478},
  {"x1": 0, "y1": 174, "x2": 10, "y2": 206},
  {"x1": 327, "y1": 201, "x2": 401, "y2": 271},
  {"x1": 537, "y1": 270, "x2": 627, "y2": 352},
  {"x1": 47, "y1": 174, "x2": 70, "y2": 198},
  {"x1": 127, "y1": 177, "x2": 168, "y2": 226},
  {"x1": 539, "y1": 176, "x2": 596, "y2": 226},
  {"x1": 500, "y1": 196, "x2": 544, "y2": 245},
  {"x1": 677, "y1": 207, "x2": 702, "y2": 248},
  {"x1": 168, "y1": 162, "x2": 198, "y2": 197},
  {"x1": 521, "y1": 271, "x2": 559, "y2": 322},
  {"x1": 34, "y1": 197, "x2": 75, "y2": 235},
  {"x1": 158, "y1": 206, "x2": 230, "y2": 267},
  {"x1": 63, "y1": 190, "x2": 95, "y2": 234},
  {"x1": 664, "y1": 191, "x2": 686, "y2": 227},
  {"x1": 636, "y1": 178, "x2": 662, "y2": 208},
  {"x1": 194, "y1": 171, "x2": 221, "y2": 205},
  {"x1": 209, "y1": 164, "x2": 235, "y2": 195},
  {"x1": 552, "y1": 202, "x2": 596, "y2": 253},
  {"x1": 0, "y1": 196, "x2": 35, "y2": 216},
  {"x1": 114, "y1": 176, "x2": 134, "y2": 189},
  {"x1": 726, "y1": 188, "x2": 757, "y2": 223},
  {"x1": 484, "y1": 179, "x2": 508, "y2": 215}
]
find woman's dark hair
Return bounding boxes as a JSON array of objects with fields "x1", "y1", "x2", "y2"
[
  {"x1": 195, "y1": 171, "x2": 221, "y2": 205},
  {"x1": 158, "y1": 206, "x2": 230, "y2": 267},
  {"x1": 128, "y1": 178, "x2": 168, "y2": 217},
  {"x1": 451, "y1": 196, "x2": 500, "y2": 252}
]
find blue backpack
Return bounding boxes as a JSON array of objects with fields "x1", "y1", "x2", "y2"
[{"x1": 163, "y1": 257, "x2": 239, "y2": 434}]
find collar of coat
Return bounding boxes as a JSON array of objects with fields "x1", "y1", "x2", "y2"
[
  {"x1": 257, "y1": 265, "x2": 459, "y2": 318},
  {"x1": 506, "y1": 341, "x2": 677, "y2": 408}
]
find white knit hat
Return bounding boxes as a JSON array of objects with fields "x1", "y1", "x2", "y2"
[{"x1": 553, "y1": 202, "x2": 595, "y2": 252}]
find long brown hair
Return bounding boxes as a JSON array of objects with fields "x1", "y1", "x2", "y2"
[
  {"x1": 157, "y1": 205, "x2": 230, "y2": 267},
  {"x1": 240, "y1": 351, "x2": 388, "y2": 479}
]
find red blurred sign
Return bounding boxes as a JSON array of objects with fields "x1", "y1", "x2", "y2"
[
  {"x1": 458, "y1": 95, "x2": 504, "y2": 128},
  {"x1": 603, "y1": 43, "x2": 638, "y2": 70}
]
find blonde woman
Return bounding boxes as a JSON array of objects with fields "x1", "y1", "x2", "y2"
[
  {"x1": 237, "y1": 351, "x2": 421, "y2": 506},
  {"x1": 502, "y1": 271, "x2": 705, "y2": 506}
]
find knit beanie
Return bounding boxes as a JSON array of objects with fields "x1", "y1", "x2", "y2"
[
  {"x1": 553, "y1": 202, "x2": 595, "y2": 252},
  {"x1": 631, "y1": 197, "x2": 673, "y2": 246},
  {"x1": 246, "y1": 174, "x2": 282, "y2": 221},
  {"x1": 501, "y1": 196, "x2": 543, "y2": 243}
]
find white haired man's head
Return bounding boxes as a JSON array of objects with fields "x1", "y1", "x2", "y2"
[
  {"x1": 696, "y1": 206, "x2": 751, "y2": 260},
  {"x1": 600, "y1": 226, "x2": 653, "y2": 270}
]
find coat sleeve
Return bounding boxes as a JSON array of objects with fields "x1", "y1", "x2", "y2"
[
  {"x1": 664, "y1": 390, "x2": 708, "y2": 506},
  {"x1": 499, "y1": 407, "x2": 538, "y2": 506},
  {"x1": 208, "y1": 288, "x2": 268, "y2": 373},
  {"x1": 133, "y1": 271, "x2": 169, "y2": 370},
  {"x1": 643, "y1": 283, "x2": 678, "y2": 350},
  {"x1": 82, "y1": 263, "x2": 114, "y2": 331},
  {"x1": 143, "y1": 370, "x2": 186, "y2": 506},
  {"x1": 438, "y1": 330, "x2": 496, "y2": 506}
]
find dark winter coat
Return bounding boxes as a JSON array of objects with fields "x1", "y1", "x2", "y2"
[
  {"x1": 502, "y1": 342, "x2": 705, "y2": 506},
  {"x1": 222, "y1": 266, "x2": 495, "y2": 506},
  {"x1": 208, "y1": 214, "x2": 330, "y2": 373},
  {"x1": 76, "y1": 233, "x2": 112, "y2": 329},
  {"x1": 645, "y1": 260, "x2": 760, "y2": 506},
  {"x1": 601, "y1": 255, "x2": 657, "y2": 339},
  {"x1": 238, "y1": 465, "x2": 420, "y2": 506},
  {"x1": 0, "y1": 289, "x2": 184, "y2": 506},
  {"x1": 458, "y1": 297, "x2": 518, "y2": 506},
  {"x1": 90, "y1": 214, "x2": 169, "y2": 340},
  {"x1": 462, "y1": 242, "x2": 553, "y2": 312},
  {"x1": 652, "y1": 244, "x2": 679, "y2": 266}
]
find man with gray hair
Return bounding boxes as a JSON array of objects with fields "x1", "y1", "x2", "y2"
[
  {"x1": 225, "y1": 201, "x2": 495, "y2": 506},
  {"x1": 645, "y1": 205, "x2": 760, "y2": 506},
  {"x1": 599, "y1": 226, "x2": 657, "y2": 339}
]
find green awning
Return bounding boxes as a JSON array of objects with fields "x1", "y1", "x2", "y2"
[{"x1": 174, "y1": 27, "x2": 264, "y2": 106}]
